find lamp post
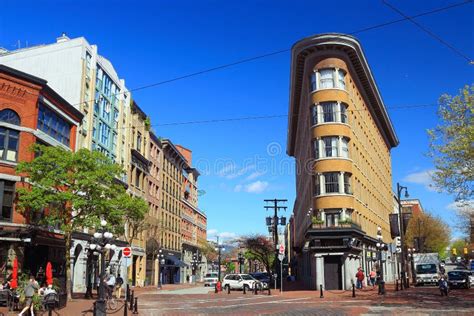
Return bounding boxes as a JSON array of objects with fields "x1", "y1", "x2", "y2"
[
  {"x1": 407, "y1": 248, "x2": 416, "y2": 285},
  {"x1": 89, "y1": 219, "x2": 116, "y2": 316},
  {"x1": 157, "y1": 249, "x2": 165, "y2": 289},
  {"x1": 84, "y1": 246, "x2": 100, "y2": 299},
  {"x1": 376, "y1": 226, "x2": 385, "y2": 295},
  {"x1": 214, "y1": 237, "x2": 225, "y2": 282},
  {"x1": 238, "y1": 252, "x2": 244, "y2": 274},
  {"x1": 396, "y1": 183, "x2": 409, "y2": 289},
  {"x1": 191, "y1": 252, "x2": 201, "y2": 283}
]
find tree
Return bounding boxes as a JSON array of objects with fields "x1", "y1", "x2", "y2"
[
  {"x1": 450, "y1": 201, "x2": 474, "y2": 238},
  {"x1": 404, "y1": 211, "x2": 451, "y2": 257},
  {"x1": 16, "y1": 145, "x2": 148, "y2": 299},
  {"x1": 199, "y1": 240, "x2": 218, "y2": 262},
  {"x1": 428, "y1": 84, "x2": 473, "y2": 201},
  {"x1": 240, "y1": 235, "x2": 274, "y2": 274}
]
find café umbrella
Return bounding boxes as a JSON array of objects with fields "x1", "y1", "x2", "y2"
[
  {"x1": 46, "y1": 262, "x2": 53, "y2": 286},
  {"x1": 10, "y1": 258, "x2": 18, "y2": 289}
]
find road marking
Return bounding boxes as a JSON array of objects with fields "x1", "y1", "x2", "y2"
[
  {"x1": 141, "y1": 297, "x2": 311, "y2": 311},
  {"x1": 139, "y1": 295, "x2": 277, "y2": 307}
]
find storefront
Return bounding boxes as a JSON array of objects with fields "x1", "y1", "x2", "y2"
[{"x1": 160, "y1": 250, "x2": 186, "y2": 284}]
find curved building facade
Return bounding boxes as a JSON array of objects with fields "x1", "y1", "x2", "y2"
[{"x1": 287, "y1": 34, "x2": 399, "y2": 290}]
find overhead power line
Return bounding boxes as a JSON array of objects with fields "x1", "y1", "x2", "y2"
[{"x1": 382, "y1": 0, "x2": 473, "y2": 64}]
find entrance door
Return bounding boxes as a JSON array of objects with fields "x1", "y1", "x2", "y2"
[
  {"x1": 132, "y1": 256, "x2": 138, "y2": 286},
  {"x1": 324, "y1": 256, "x2": 342, "y2": 290}
]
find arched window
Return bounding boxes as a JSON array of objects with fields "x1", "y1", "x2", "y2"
[{"x1": 0, "y1": 109, "x2": 20, "y2": 125}]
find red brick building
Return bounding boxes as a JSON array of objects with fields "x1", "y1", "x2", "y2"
[{"x1": 0, "y1": 65, "x2": 83, "y2": 281}]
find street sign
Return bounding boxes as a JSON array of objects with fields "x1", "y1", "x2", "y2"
[
  {"x1": 123, "y1": 247, "x2": 132, "y2": 258},
  {"x1": 279, "y1": 244, "x2": 285, "y2": 254},
  {"x1": 278, "y1": 253, "x2": 284, "y2": 261}
]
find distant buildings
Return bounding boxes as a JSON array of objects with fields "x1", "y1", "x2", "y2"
[
  {"x1": 286, "y1": 34, "x2": 399, "y2": 290},
  {"x1": 0, "y1": 34, "x2": 207, "y2": 290}
]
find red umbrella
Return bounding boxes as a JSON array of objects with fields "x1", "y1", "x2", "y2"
[
  {"x1": 10, "y1": 258, "x2": 18, "y2": 289},
  {"x1": 46, "y1": 262, "x2": 53, "y2": 286}
]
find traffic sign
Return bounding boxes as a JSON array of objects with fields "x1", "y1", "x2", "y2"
[
  {"x1": 279, "y1": 244, "x2": 285, "y2": 254},
  {"x1": 278, "y1": 253, "x2": 285, "y2": 261},
  {"x1": 123, "y1": 247, "x2": 132, "y2": 258}
]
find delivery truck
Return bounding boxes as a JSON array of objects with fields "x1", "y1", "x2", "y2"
[{"x1": 413, "y1": 253, "x2": 440, "y2": 286}]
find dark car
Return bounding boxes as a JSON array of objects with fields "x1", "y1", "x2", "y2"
[
  {"x1": 250, "y1": 273, "x2": 271, "y2": 289},
  {"x1": 447, "y1": 270, "x2": 471, "y2": 289}
]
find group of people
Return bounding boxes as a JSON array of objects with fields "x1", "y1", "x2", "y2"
[
  {"x1": 104, "y1": 272, "x2": 124, "y2": 299},
  {"x1": 17, "y1": 275, "x2": 58, "y2": 316},
  {"x1": 355, "y1": 267, "x2": 379, "y2": 289}
]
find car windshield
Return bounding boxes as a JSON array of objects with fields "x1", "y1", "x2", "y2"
[
  {"x1": 205, "y1": 273, "x2": 217, "y2": 278},
  {"x1": 241, "y1": 275, "x2": 255, "y2": 280},
  {"x1": 448, "y1": 271, "x2": 467, "y2": 280},
  {"x1": 416, "y1": 264, "x2": 437, "y2": 274}
]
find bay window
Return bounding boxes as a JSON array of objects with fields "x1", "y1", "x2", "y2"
[
  {"x1": 37, "y1": 104, "x2": 71, "y2": 146},
  {"x1": 313, "y1": 136, "x2": 350, "y2": 159},
  {"x1": 311, "y1": 102, "x2": 349, "y2": 125},
  {"x1": 314, "y1": 172, "x2": 353, "y2": 196},
  {"x1": 309, "y1": 68, "x2": 347, "y2": 91},
  {"x1": 324, "y1": 172, "x2": 339, "y2": 193},
  {"x1": 323, "y1": 137, "x2": 338, "y2": 157}
]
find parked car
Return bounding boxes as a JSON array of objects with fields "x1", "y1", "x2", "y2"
[
  {"x1": 447, "y1": 270, "x2": 471, "y2": 289},
  {"x1": 203, "y1": 273, "x2": 219, "y2": 287},
  {"x1": 221, "y1": 274, "x2": 261, "y2": 292},
  {"x1": 250, "y1": 273, "x2": 271, "y2": 289}
]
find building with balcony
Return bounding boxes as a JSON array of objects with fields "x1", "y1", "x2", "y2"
[
  {"x1": 287, "y1": 34, "x2": 399, "y2": 290},
  {"x1": 0, "y1": 65, "x2": 83, "y2": 291}
]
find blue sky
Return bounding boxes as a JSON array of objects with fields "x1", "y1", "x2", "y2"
[{"x1": 1, "y1": 0, "x2": 473, "y2": 241}]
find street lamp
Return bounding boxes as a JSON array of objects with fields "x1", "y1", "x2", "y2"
[
  {"x1": 191, "y1": 252, "x2": 201, "y2": 283},
  {"x1": 89, "y1": 220, "x2": 116, "y2": 316},
  {"x1": 214, "y1": 237, "x2": 225, "y2": 282},
  {"x1": 396, "y1": 183, "x2": 409, "y2": 289},
  {"x1": 376, "y1": 226, "x2": 386, "y2": 295},
  {"x1": 157, "y1": 249, "x2": 165, "y2": 289},
  {"x1": 238, "y1": 252, "x2": 245, "y2": 274}
]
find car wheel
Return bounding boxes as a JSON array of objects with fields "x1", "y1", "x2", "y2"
[
  {"x1": 224, "y1": 285, "x2": 230, "y2": 292},
  {"x1": 243, "y1": 284, "x2": 250, "y2": 292}
]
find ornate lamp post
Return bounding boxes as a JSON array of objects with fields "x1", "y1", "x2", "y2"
[
  {"x1": 157, "y1": 249, "x2": 165, "y2": 289},
  {"x1": 84, "y1": 246, "x2": 99, "y2": 299},
  {"x1": 376, "y1": 226, "x2": 386, "y2": 295},
  {"x1": 190, "y1": 252, "x2": 201, "y2": 283},
  {"x1": 396, "y1": 183, "x2": 409, "y2": 289},
  {"x1": 89, "y1": 219, "x2": 115, "y2": 316},
  {"x1": 214, "y1": 237, "x2": 225, "y2": 282},
  {"x1": 238, "y1": 252, "x2": 245, "y2": 274}
]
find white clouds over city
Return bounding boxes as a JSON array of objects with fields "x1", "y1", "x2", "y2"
[
  {"x1": 403, "y1": 169, "x2": 437, "y2": 191},
  {"x1": 234, "y1": 180, "x2": 269, "y2": 194}
]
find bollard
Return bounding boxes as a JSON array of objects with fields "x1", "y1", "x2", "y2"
[
  {"x1": 319, "y1": 284, "x2": 324, "y2": 298},
  {"x1": 126, "y1": 284, "x2": 130, "y2": 302},
  {"x1": 124, "y1": 299, "x2": 128, "y2": 316},
  {"x1": 352, "y1": 282, "x2": 356, "y2": 298},
  {"x1": 214, "y1": 284, "x2": 218, "y2": 294},
  {"x1": 129, "y1": 290, "x2": 134, "y2": 311},
  {"x1": 395, "y1": 279, "x2": 399, "y2": 291},
  {"x1": 227, "y1": 285, "x2": 231, "y2": 294},
  {"x1": 268, "y1": 287, "x2": 271, "y2": 296},
  {"x1": 254, "y1": 285, "x2": 258, "y2": 295},
  {"x1": 243, "y1": 285, "x2": 246, "y2": 294},
  {"x1": 133, "y1": 297, "x2": 138, "y2": 314}
]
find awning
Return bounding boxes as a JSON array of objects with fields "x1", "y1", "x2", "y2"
[{"x1": 166, "y1": 256, "x2": 188, "y2": 268}]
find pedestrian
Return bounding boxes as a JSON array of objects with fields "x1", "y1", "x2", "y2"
[
  {"x1": 104, "y1": 273, "x2": 116, "y2": 299},
  {"x1": 355, "y1": 267, "x2": 365, "y2": 289},
  {"x1": 115, "y1": 274, "x2": 124, "y2": 299},
  {"x1": 369, "y1": 269, "x2": 376, "y2": 287},
  {"x1": 19, "y1": 274, "x2": 39, "y2": 316}
]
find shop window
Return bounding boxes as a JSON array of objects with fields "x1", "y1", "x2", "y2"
[
  {"x1": 0, "y1": 180, "x2": 15, "y2": 222},
  {"x1": 0, "y1": 127, "x2": 19, "y2": 162}
]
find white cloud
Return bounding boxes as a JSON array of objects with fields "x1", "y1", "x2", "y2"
[
  {"x1": 218, "y1": 232, "x2": 237, "y2": 240},
  {"x1": 217, "y1": 163, "x2": 236, "y2": 177},
  {"x1": 234, "y1": 181, "x2": 269, "y2": 194},
  {"x1": 446, "y1": 200, "x2": 474, "y2": 211},
  {"x1": 246, "y1": 171, "x2": 266, "y2": 181},
  {"x1": 403, "y1": 169, "x2": 437, "y2": 191},
  {"x1": 225, "y1": 164, "x2": 256, "y2": 179},
  {"x1": 207, "y1": 228, "x2": 218, "y2": 236}
]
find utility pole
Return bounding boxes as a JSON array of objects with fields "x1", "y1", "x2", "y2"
[
  {"x1": 397, "y1": 183, "x2": 409, "y2": 289},
  {"x1": 264, "y1": 199, "x2": 287, "y2": 286}
]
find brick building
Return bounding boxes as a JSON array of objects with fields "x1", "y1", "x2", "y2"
[{"x1": 0, "y1": 65, "x2": 83, "y2": 284}]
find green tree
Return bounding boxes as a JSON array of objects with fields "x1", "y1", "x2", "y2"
[
  {"x1": 225, "y1": 261, "x2": 236, "y2": 274},
  {"x1": 404, "y1": 211, "x2": 451, "y2": 257},
  {"x1": 241, "y1": 235, "x2": 274, "y2": 274},
  {"x1": 428, "y1": 84, "x2": 473, "y2": 201},
  {"x1": 16, "y1": 145, "x2": 148, "y2": 298}
]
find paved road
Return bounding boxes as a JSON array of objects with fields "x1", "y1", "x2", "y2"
[{"x1": 137, "y1": 285, "x2": 474, "y2": 315}]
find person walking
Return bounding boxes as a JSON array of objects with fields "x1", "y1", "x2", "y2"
[
  {"x1": 19, "y1": 275, "x2": 39, "y2": 316},
  {"x1": 115, "y1": 274, "x2": 124, "y2": 299},
  {"x1": 355, "y1": 267, "x2": 365, "y2": 289},
  {"x1": 369, "y1": 269, "x2": 377, "y2": 287}
]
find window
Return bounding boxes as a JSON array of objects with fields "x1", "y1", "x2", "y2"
[
  {"x1": 310, "y1": 72, "x2": 317, "y2": 91},
  {"x1": 321, "y1": 102, "x2": 337, "y2": 123},
  {"x1": 314, "y1": 175, "x2": 320, "y2": 196},
  {"x1": 319, "y1": 69, "x2": 334, "y2": 89},
  {"x1": 323, "y1": 137, "x2": 338, "y2": 158},
  {"x1": 99, "y1": 122, "x2": 110, "y2": 146},
  {"x1": 137, "y1": 132, "x2": 142, "y2": 152},
  {"x1": 0, "y1": 180, "x2": 15, "y2": 222},
  {"x1": 337, "y1": 70, "x2": 346, "y2": 89},
  {"x1": 311, "y1": 105, "x2": 318, "y2": 125},
  {"x1": 341, "y1": 137, "x2": 349, "y2": 158},
  {"x1": 344, "y1": 173, "x2": 352, "y2": 194},
  {"x1": 325, "y1": 212, "x2": 340, "y2": 227},
  {"x1": 340, "y1": 104, "x2": 348, "y2": 123},
  {"x1": 0, "y1": 128, "x2": 19, "y2": 162},
  {"x1": 0, "y1": 109, "x2": 20, "y2": 125},
  {"x1": 37, "y1": 104, "x2": 71, "y2": 146},
  {"x1": 324, "y1": 172, "x2": 339, "y2": 193}
]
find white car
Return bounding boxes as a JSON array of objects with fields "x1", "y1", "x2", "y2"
[
  {"x1": 203, "y1": 272, "x2": 219, "y2": 287},
  {"x1": 222, "y1": 274, "x2": 261, "y2": 292}
]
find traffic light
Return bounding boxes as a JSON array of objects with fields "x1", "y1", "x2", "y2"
[{"x1": 452, "y1": 248, "x2": 457, "y2": 256}]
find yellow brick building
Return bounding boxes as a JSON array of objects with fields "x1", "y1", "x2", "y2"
[{"x1": 287, "y1": 34, "x2": 399, "y2": 290}]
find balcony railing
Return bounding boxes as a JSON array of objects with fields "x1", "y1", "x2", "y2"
[{"x1": 309, "y1": 220, "x2": 361, "y2": 231}]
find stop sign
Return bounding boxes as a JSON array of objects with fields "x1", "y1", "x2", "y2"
[
  {"x1": 123, "y1": 247, "x2": 132, "y2": 258},
  {"x1": 279, "y1": 244, "x2": 285, "y2": 254}
]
